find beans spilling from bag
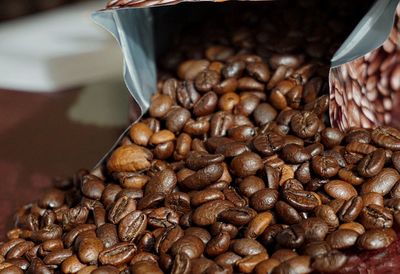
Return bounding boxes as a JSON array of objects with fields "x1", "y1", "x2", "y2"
[{"x1": 0, "y1": 1, "x2": 394, "y2": 274}]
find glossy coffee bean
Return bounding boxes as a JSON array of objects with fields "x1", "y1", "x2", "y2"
[{"x1": 357, "y1": 228, "x2": 397, "y2": 250}]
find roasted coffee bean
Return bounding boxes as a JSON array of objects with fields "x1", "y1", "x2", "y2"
[
  {"x1": 276, "y1": 225, "x2": 305, "y2": 249},
  {"x1": 253, "y1": 103, "x2": 277, "y2": 126},
  {"x1": 166, "y1": 107, "x2": 191, "y2": 134},
  {"x1": 184, "y1": 227, "x2": 211, "y2": 245},
  {"x1": 327, "y1": 228, "x2": 359, "y2": 250},
  {"x1": 338, "y1": 196, "x2": 363, "y2": 223},
  {"x1": 359, "y1": 204, "x2": 393, "y2": 229},
  {"x1": 145, "y1": 168, "x2": 177, "y2": 195},
  {"x1": 275, "y1": 201, "x2": 301, "y2": 225},
  {"x1": 181, "y1": 164, "x2": 224, "y2": 190},
  {"x1": 195, "y1": 70, "x2": 220, "y2": 92},
  {"x1": 108, "y1": 196, "x2": 136, "y2": 224},
  {"x1": 282, "y1": 189, "x2": 320, "y2": 211},
  {"x1": 118, "y1": 210, "x2": 147, "y2": 242},
  {"x1": 192, "y1": 200, "x2": 234, "y2": 226},
  {"x1": 205, "y1": 232, "x2": 230, "y2": 257},
  {"x1": 272, "y1": 255, "x2": 311, "y2": 274},
  {"x1": 282, "y1": 144, "x2": 311, "y2": 164},
  {"x1": 236, "y1": 252, "x2": 269, "y2": 274},
  {"x1": 315, "y1": 205, "x2": 339, "y2": 232},
  {"x1": 357, "y1": 228, "x2": 397, "y2": 250},
  {"x1": 290, "y1": 111, "x2": 319, "y2": 139},
  {"x1": 357, "y1": 149, "x2": 386, "y2": 178},
  {"x1": 361, "y1": 168, "x2": 400, "y2": 195},
  {"x1": 254, "y1": 258, "x2": 280, "y2": 274},
  {"x1": 98, "y1": 242, "x2": 137, "y2": 266},
  {"x1": 170, "y1": 235, "x2": 204, "y2": 259},
  {"x1": 218, "y1": 207, "x2": 256, "y2": 226},
  {"x1": 231, "y1": 152, "x2": 263, "y2": 177},
  {"x1": 252, "y1": 132, "x2": 285, "y2": 157},
  {"x1": 298, "y1": 217, "x2": 329, "y2": 242},
  {"x1": 155, "y1": 225, "x2": 184, "y2": 254},
  {"x1": 78, "y1": 237, "x2": 104, "y2": 264},
  {"x1": 371, "y1": 126, "x2": 400, "y2": 150},
  {"x1": 312, "y1": 156, "x2": 339, "y2": 178},
  {"x1": 165, "y1": 192, "x2": 191, "y2": 215},
  {"x1": 324, "y1": 180, "x2": 357, "y2": 200},
  {"x1": 238, "y1": 176, "x2": 266, "y2": 197},
  {"x1": 193, "y1": 91, "x2": 218, "y2": 117},
  {"x1": 137, "y1": 193, "x2": 165, "y2": 210},
  {"x1": 216, "y1": 141, "x2": 250, "y2": 158},
  {"x1": 130, "y1": 261, "x2": 163, "y2": 274},
  {"x1": 244, "y1": 211, "x2": 273, "y2": 239},
  {"x1": 230, "y1": 238, "x2": 266, "y2": 256},
  {"x1": 271, "y1": 249, "x2": 298, "y2": 262},
  {"x1": 250, "y1": 188, "x2": 279, "y2": 212},
  {"x1": 147, "y1": 207, "x2": 179, "y2": 228},
  {"x1": 311, "y1": 250, "x2": 347, "y2": 273},
  {"x1": 321, "y1": 128, "x2": 344, "y2": 148},
  {"x1": 95, "y1": 223, "x2": 119, "y2": 249},
  {"x1": 338, "y1": 168, "x2": 364, "y2": 186}
]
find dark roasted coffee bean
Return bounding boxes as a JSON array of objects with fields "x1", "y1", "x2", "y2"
[
  {"x1": 298, "y1": 217, "x2": 329, "y2": 242},
  {"x1": 357, "y1": 228, "x2": 397, "y2": 250},
  {"x1": 311, "y1": 250, "x2": 347, "y2": 273},
  {"x1": 290, "y1": 111, "x2": 319, "y2": 139},
  {"x1": 250, "y1": 188, "x2": 279, "y2": 212},
  {"x1": 253, "y1": 103, "x2": 277, "y2": 126},
  {"x1": 147, "y1": 207, "x2": 179, "y2": 228},
  {"x1": 230, "y1": 238, "x2": 266, "y2": 256},
  {"x1": 371, "y1": 126, "x2": 400, "y2": 150},
  {"x1": 98, "y1": 242, "x2": 137, "y2": 266},
  {"x1": 231, "y1": 152, "x2": 263, "y2": 177},
  {"x1": 145, "y1": 168, "x2": 177, "y2": 195},
  {"x1": 170, "y1": 235, "x2": 204, "y2": 259},
  {"x1": 96, "y1": 223, "x2": 118, "y2": 249},
  {"x1": 155, "y1": 225, "x2": 184, "y2": 254},
  {"x1": 195, "y1": 70, "x2": 220, "y2": 92},
  {"x1": 321, "y1": 128, "x2": 344, "y2": 148},
  {"x1": 357, "y1": 149, "x2": 386, "y2": 178},
  {"x1": 165, "y1": 192, "x2": 191, "y2": 215},
  {"x1": 218, "y1": 207, "x2": 256, "y2": 226},
  {"x1": 92, "y1": 266, "x2": 119, "y2": 274},
  {"x1": 193, "y1": 91, "x2": 218, "y2": 117},
  {"x1": 193, "y1": 200, "x2": 234, "y2": 226},
  {"x1": 215, "y1": 252, "x2": 242, "y2": 268},
  {"x1": 275, "y1": 201, "x2": 301, "y2": 225},
  {"x1": 181, "y1": 164, "x2": 224, "y2": 190},
  {"x1": 252, "y1": 132, "x2": 285, "y2": 156},
  {"x1": 245, "y1": 211, "x2": 273, "y2": 239},
  {"x1": 216, "y1": 141, "x2": 250, "y2": 158},
  {"x1": 283, "y1": 189, "x2": 320, "y2": 211},
  {"x1": 185, "y1": 151, "x2": 224, "y2": 171},
  {"x1": 276, "y1": 225, "x2": 305, "y2": 249},
  {"x1": 315, "y1": 205, "x2": 339, "y2": 232},
  {"x1": 118, "y1": 210, "x2": 147, "y2": 242},
  {"x1": 311, "y1": 156, "x2": 339, "y2": 178},
  {"x1": 303, "y1": 241, "x2": 331, "y2": 258},
  {"x1": 324, "y1": 180, "x2": 357, "y2": 200},
  {"x1": 282, "y1": 144, "x2": 311, "y2": 164},
  {"x1": 254, "y1": 258, "x2": 280, "y2": 274},
  {"x1": 184, "y1": 227, "x2": 211, "y2": 245},
  {"x1": 361, "y1": 168, "x2": 400, "y2": 195},
  {"x1": 326, "y1": 229, "x2": 359, "y2": 250},
  {"x1": 108, "y1": 196, "x2": 136, "y2": 224},
  {"x1": 130, "y1": 261, "x2": 163, "y2": 274},
  {"x1": 359, "y1": 204, "x2": 393, "y2": 229},
  {"x1": 205, "y1": 232, "x2": 230, "y2": 257},
  {"x1": 338, "y1": 196, "x2": 363, "y2": 223}
]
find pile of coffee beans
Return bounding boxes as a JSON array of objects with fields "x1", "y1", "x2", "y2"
[{"x1": 3, "y1": 1, "x2": 399, "y2": 274}]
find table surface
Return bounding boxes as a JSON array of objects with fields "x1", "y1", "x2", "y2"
[{"x1": 0, "y1": 87, "x2": 127, "y2": 238}]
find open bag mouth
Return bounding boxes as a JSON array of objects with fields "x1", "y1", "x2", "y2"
[{"x1": 2, "y1": 0, "x2": 400, "y2": 273}]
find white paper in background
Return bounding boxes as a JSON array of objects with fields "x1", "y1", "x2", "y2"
[{"x1": 0, "y1": 0, "x2": 123, "y2": 92}]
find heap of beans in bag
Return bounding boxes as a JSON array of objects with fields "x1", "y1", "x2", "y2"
[{"x1": 2, "y1": 1, "x2": 400, "y2": 274}]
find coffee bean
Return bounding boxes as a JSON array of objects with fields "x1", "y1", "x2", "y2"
[
  {"x1": 315, "y1": 205, "x2": 339, "y2": 232},
  {"x1": 238, "y1": 176, "x2": 266, "y2": 198},
  {"x1": 276, "y1": 225, "x2": 305, "y2": 249},
  {"x1": 181, "y1": 164, "x2": 224, "y2": 190},
  {"x1": 253, "y1": 103, "x2": 277, "y2": 125},
  {"x1": 357, "y1": 228, "x2": 397, "y2": 250},
  {"x1": 170, "y1": 235, "x2": 204, "y2": 259},
  {"x1": 254, "y1": 258, "x2": 280, "y2": 274},
  {"x1": 361, "y1": 168, "x2": 400, "y2": 195},
  {"x1": 236, "y1": 252, "x2": 269, "y2": 274},
  {"x1": 78, "y1": 237, "x2": 104, "y2": 264},
  {"x1": 272, "y1": 255, "x2": 311, "y2": 274},
  {"x1": 311, "y1": 250, "x2": 347, "y2": 273},
  {"x1": 299, "y1": 217, "x2": 329, "y2": 242},
  {"x1": 192, "y1": 200, "x2": 234, "y2": 226},
  {"x1": 118, "y1": 210, "x2": 147, "y2": 242},
  {"x1": 282, "y1": 144, "x2": 311, "y2": 164},
  {"x1": 61, "y1": 255, "x2": 86, "y2": 273},
  {"x1": 327, "y1": 229, "x2": 359, "y2": 249},
  {"x1": 108, "y1": 196, "x2": 136, "y2": 224},
  {"x1": 312, "y1": 156, "x2": 339, "y2": 178},
  {"x1": 359, "y1": 204, "x2": 393, "y2": 229},
  {"x1": 250, "y1": 188, "x2": 279, "y2": 212},
  {"x1": 184, "y1": 227, "x2": 211, "y2": 245},
  {"x1": 324, "y1": 180, "x2": 357, "y2": 200},
  {"x1": 230, "y1": 238, "x2": 266, "y2": 256},
  {"x1": 371, "y1": 126, "x2": 400, "y2": 150},
  {"x1": 98, "y1": 242, "x2": 137, "y2": 266},
  {"x1": 205, "y1": 232, "x2": 230, "y2": 257},
  {"x1": 338, "y1": 196, "x2": 363, "y2": 223},
  {"x1": 131, "y1": 261, "x2": 163, "y2": 274},
  {"x1": 321, "y1": 128, "x2": 344, "y2": 148},
  {"x1": 283, "y1": 189, "x2": 320, "y2": 211},
  {"x1": 245, "y1": 211, "x2": 273, "y2": 239},
  {"x1": 231, "y1": 152, "x2": 263, "y2": 177},
  {"x1": 216, "y1": 141, "x2": 250, "y2": 158},
  {"x1": 290, "y1": 111, "x2": 319, "y2": 139}
]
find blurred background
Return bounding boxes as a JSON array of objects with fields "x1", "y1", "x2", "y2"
[{"x1": 0, "y1": 0, "x2": 130, "y2": 236}]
